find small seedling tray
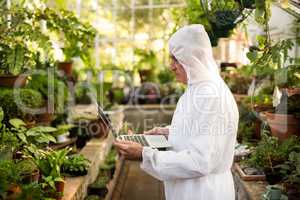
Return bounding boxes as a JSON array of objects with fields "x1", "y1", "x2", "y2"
[{"x1": 235, "y1": 163, "x2": 266, "y2": 181}]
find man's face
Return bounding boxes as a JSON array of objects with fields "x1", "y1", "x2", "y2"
[{"x1": 170, "y1": 55, "x2": 187, "y2": 84}]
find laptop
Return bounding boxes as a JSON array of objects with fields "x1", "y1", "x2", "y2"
[{"x1": 97, "y1": 104, "x2": 172, "y2": 150}]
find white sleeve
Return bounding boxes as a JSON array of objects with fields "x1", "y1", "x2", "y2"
[{"x1": 140, "y1": 135, "x2": 213, "y2": 181}]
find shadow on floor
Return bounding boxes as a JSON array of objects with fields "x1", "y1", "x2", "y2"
[{"x1": 112, "y1": 160, "x2": 165, "y2": 200}]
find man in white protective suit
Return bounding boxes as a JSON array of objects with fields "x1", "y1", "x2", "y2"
[{"x1": 113, "y1": 24, "x2": 239, "y2": 200}]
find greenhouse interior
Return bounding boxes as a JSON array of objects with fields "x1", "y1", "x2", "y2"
[{"x1": 0, "y1": 0, "x2": 300, "y2": 200}]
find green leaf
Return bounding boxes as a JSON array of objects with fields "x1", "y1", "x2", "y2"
[
  {"x1": 31, "y1": 126, "x2": 57, "y2": 133},
  {"x1": 9, "y1": 118, "x2": 26, "y2": 128},
  {"x1": 17, "y1": 132, "x2": 27, "y2": 143},
  {"x1": 246, "y1": 51, "x2": 257, "y2": 62},
  {"x1": 0, "y1": 107, "x2": 3, "y2": 128}
]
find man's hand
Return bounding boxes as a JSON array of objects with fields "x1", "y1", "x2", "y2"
[
  {"x1": 113, "y1": 140, "x2": 143, "y2": 161},
  {"x1": 144, "y1": 127, "x2": 169, "y2": 139}
]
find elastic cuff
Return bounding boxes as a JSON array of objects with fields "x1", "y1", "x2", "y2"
[{"x1": 142, "y1": 147, "x2": 153, "y2": 161}]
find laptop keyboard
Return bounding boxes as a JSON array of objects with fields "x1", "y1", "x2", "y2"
[{"x1": 123, "y1": 135, "x2": 149, "y2": 146}]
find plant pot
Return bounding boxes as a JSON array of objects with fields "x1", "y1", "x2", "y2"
[
  {"x1": 265, "y1": 112, "x2": 300, "y2": 141},
  {"x1": 57, "y1": 132, "x2": 70, "y2": 143},
  {"x1": 87, "y1": 119, "x2": 109, "y2": 139},
  {"x1": 282, "y1": 87, "x2": 300, "y2": 97},
  {"x1": 88, "y1": 181, "x2": 108, "y2": 197},
  {"x1": 264, "y1": 167, "x2": 283, "y2": 185},
  {"x1": 35, "y1": 112, "x2": 55, "y2": 125},
  {"x1": 58, "y1": 62, "x2": 73, "y2": 77},
  {"x1": 6, "y1": 184, "x2": 22, "y2": 199},
  {"x1": 0, "y1": 74, "x2": 28, "y2": 88},
  {"x1": 55, "y1": 180, "x2": 65, "y2": 200},
  {"x1": 21, "y1": 169, "x2": 40, "y2": 184}
]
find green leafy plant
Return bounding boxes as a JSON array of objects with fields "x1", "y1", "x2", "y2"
[
  {"x1": 0, "y1": 4, "x2": 53, "y2": 75},
  {"x1": 15, "y1": 159, "x2": 38, "y2": 179},
  {"x1": 185, "y1": 0, "x2": 250, "y2": 46},
  {"x1": 222, "y1": 70, "x2": 252, "y2": 94},
  {"x1": 9, "y1": 118, "x2": 57, "y2": 146},
  {"x1": 246, "y1": 39, "x2": 294, "y2": 80},
  {"x1": 0, "y1": 159, "x2": 21, "y2": 198},
  {"x1": 35, "y1": 8, "x2": 97, "y2": 65},
  {"x1": 0, "y1": 108, "x2": 19, "y2": 159},
  {"x1": 134, "y1": 48, "x2": 159, "y2": 82},
  {"x1": 27, "y1": 71, "x2": 68, "y2": 114},
  {"x1": 246, "y1": 132, "x2": 300, "y2": 170},
  {"x1": 0, "y1": 88, "x2": 44, "y2": 123},
  {"x1": 16, "y1": 182, "x2": 44, "y2": 200},
  {"x1": 278, "y1": 151, "x2": 300, "y2": 186},
  {"x1": 62, "y1": 154, "x2": 90, "y2": 176}
]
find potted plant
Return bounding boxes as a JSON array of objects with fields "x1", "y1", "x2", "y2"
[
  {"x1": 265, "y1": 92, "x2": 300, "y2": 141},
  {"x1": 278, "y1": 151, "x2": 300, "y2": 200},
  {"x1": 0, "y1": 5, "x2": 53, "y2": 87},
  {"x1": 134, "y1": 49, "x2": 159, "y2": 83},
  {"x1": 28, "y1": 147, "x2": 70, "y2": 200},
  {"x1": 35, "y1": 8, "x2": 96, "y2": 77},
  {"x1": 88, "y1": 176, "x2": 109, "y2": 197},
  {"x1": 185, "y1": 0, "x2": 251, "y2": 46},
  {"x1": 62, "y1": 154, "x2": 90, "y2": 176},
  {"x1": 9, "y1": 118, "x2": 57, "y2": 148},
  {"x1": 0, "y1": 88, "x2": 44, "y2": 124},
  {"x1": 99, "y1": 148, "x2": 118, "y2": 179},
  {"x1": 54, "y1": 124, "x2": 74, "y2": 143},
  {"x1": 27, "y1": 71, "x2": 68, "y2": 124},
  {"x1": 16, "y1": 182, "x2": 44, "y2": 200},
  {"x1": 246, "y1": 132, "x2": 300, "y2": 185},
  {"x1": 0, "y1": 108, "x2": 20, "y2": 160},
  {"x1": 16, "y1": 159, "x2": 40, "y2": 184},
  {"x1": 0, "y1": 159, "x2": 22, "y2": 199}
]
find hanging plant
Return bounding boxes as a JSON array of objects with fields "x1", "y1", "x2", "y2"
[{"x1": 185, "y1": 0, "x2": 253, "y2": 46}]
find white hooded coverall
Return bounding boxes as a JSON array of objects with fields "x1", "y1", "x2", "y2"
[{"x1": 140, "y1": 25, "x2": 239, "y2": 200}]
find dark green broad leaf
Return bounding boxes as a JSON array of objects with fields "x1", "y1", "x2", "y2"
[{"x1": 246, "y1": 51, "x2": 257, "y2": 62}]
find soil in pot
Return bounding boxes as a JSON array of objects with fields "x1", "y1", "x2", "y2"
[
  {"x1": 0, "y1": 74, "x2": 28, "y2": 88},
  {"x1": 265, "y1": 112, "x2": 300, "y2": 141}
]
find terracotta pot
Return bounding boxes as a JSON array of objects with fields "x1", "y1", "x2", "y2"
[
  {"x1": 253, "y1": 104, "x2": 273, "y2": 112},
  {"x1": 87, "y1": 119, "x2": 109, "y2": 139},
  {"x1": 58, "y1": 62, "x2": 73, "y2": 77},
  {"x1": 21, "y1": 169, "x2": 40, "y2": 184},
  {"x1": 35, "y1": 112, "x2": 55, "y2": 125},
  {"x1": 265, "y1": 112, "x2": 300, "y2": 141},
  {"x1": 55, "y1": 180, "x2": 65, "y2": 200},
  {"x1": 282, "y1": 88, "x2": 300, "y2": 97},
  {"x1": 0, "y1": 74, "x2": 27, "y2": 87},
  {"x1": 6, "y1": 184, "x2": 22, "y2": 199}
]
